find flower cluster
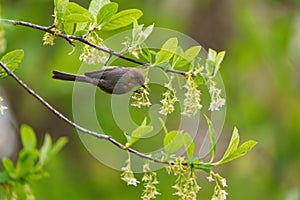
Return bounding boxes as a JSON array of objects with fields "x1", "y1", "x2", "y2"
[
  {"x1": 159, "y1": 75, "x2": 178, "y2": 115},
  {"x1": 141, "y1": 162, "x2": 160, "y2": 200},
  {"x1": 131, "y1": 83, "x2": 151, "y2": 108},
  {"x1": 167, "y1": 157, "x2": 201, "y2": 200},
  {"x1": 42, "y1": 28, "x2": 61, "y2": 46},
  {"x1": 207, "y1": 171, "x2": 228, "y2": 200},
  {"x1": 208, "y1": 83, "x2": 226, "y2": 111},
  {"x1": 0, "y1": 96, "x2": 8, "y2": 115},
  {"x1": 181, "y1": 74, "x2": 202, "y2": 117},
  {"x1": 120, "y1": 158, "x2": 140, "y2": 186},
  {"x1": 79, "y1": 33, "x2": 108, "y2": 65}
]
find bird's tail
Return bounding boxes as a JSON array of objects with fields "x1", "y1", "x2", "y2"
[{"x1": 52, "y1": 70, "x2": 87, "y2": 82}]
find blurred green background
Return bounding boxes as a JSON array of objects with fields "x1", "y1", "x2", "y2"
[{"x1": 1, "y1": 0, "x2": 300, "y2": 199}]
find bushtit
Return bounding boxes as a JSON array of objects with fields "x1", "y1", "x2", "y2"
[{"x1": 52, "y1": 66, "x2": 145, "y2": 94}]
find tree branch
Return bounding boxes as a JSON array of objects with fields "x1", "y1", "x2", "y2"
[
  {"x1": 0, "y1": 18, "x2": 187, "y2": 76},
  {"x1": 0, "y1": 61, "x2": 169, "y2": 165}
]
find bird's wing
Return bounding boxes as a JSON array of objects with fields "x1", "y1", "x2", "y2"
[{"x1": 84, "y1": 66, "x2": 122, "y2": 79}]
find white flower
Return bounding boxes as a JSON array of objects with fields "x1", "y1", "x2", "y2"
[
  {"x1": 131, "y1": 84, "x2": 151, "y2": 108},
  {"x1": 208, "y1": 85, "x2": 225, "y2": 111},
  {"x1": 220, "y1": 178, "x2": 227, "y2": 187},
  {"x1": 219, "y1": 190, "x2": 228, "y2": 200},
  {"x1": 79, "y1": 34, "x2": 108, "y2": 64},
  {"x1": 159, "y1": 76, "x2": 178, "y2": 115},
  {"x1": 207, "y1": 175, "x2": 214, "y2": 182},
  {"x1": 121, "y1": 158, "x2": 140, "y2": 187},
  {"x1": 127, "y1": 177, "x2": 140, "y2": 186},
  {"x1": 181, "y1": 77, "x2": 202, "y2": 117}
]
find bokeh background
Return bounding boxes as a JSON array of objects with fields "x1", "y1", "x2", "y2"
[{"x1": 1, "y1": 0, "x2": 300, "y2": 199}]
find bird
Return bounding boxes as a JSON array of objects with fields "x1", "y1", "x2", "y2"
[{"x1": 52, "y1": 66, "x2": 145, "y2": 94}]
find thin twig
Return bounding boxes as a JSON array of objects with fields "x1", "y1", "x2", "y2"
[
  {"x1": 0, "y1": 61, "x2": 169, "y2": 165},
  {"x1": 0, "y1": 18, "x2": 187, "y2": 76}
]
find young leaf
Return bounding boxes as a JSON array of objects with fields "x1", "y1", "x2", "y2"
[
  {"x1": 176, "y1": 46, "x2": 201, "y2": 67},
  {"x1": 54, "y1": 0, "x2": 68, "y2": 24},
  {"x1": 64, "y1": 14, "x2": 92, "y2": 23},
  {"x1": 20, "y1": 124, "x2": 37, "y2": 150},
  {"x1": 193, "y1": 163, "x2": 211, "y2": 173},
  {"x1": 97, "y1": 2, "x2": 118, "y2": 26},
  {"x1": 215, "y1": 51, "x2": 226, "y2": 67},
  {"x1": 163, "y1": 130, "x2": 183, "y2": 155},
  {"x1": 204, "y1": 115, "x2": 216, "y2": 162},
  {"x1": 219, "y1": 140, "x2": 257, "y2": 164},
  {"x1": 38, "y1": 134, "x2": 52, "y2": 166},
  {"x1": 102, "y1": 9, "x2": 143, "y2": 31},
  {"x1": 67, "y1": 2, "x2": 88, "y2": 14},
  {"x1": 183, "y1": 133, "x2": 195, "y2": 158},
  {"x1": 48, "y1": 136, "x2": 68, "y2": 160},
  {"x1": 0, "y1": 172, "x2": 10, "y2": 183},
  {"x1": 0, "y1": 49, "x2": 24, "y2": 77},
  {"x1": 88, "y1": 0, "x2": 110, "y2": 18},
  {"x1": 15, "y1": 149, "x2": 39, "y2": 178},
  {"x1": 207, "y1": 48, "x2": 217, "y2": 61},
  {"x1": 155, "y1": 37, "x2": 178, "y2": 65},
  {"x1": 2, "y1": 157, "x2": 15, "y2": 178},
  {"x1": 171, "y1": 46, "x2": 184, "y2": 67},
  {"x1": 140, "y1": 43, "x2": 152, "y2": 63},
  {"x1": 54, "y1": 0, "x2": 68, "y2": 14},
  {"x1": 126, "y1": 125, "x2": 153, "y2": 148},
  {"x1": 187, "y1": 157, "x2": 202, "y2": 164},
  {"x1": 220, "y1": 127, "x2": 240, "y2": 162}
]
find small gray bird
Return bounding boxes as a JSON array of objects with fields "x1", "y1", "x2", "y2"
[{"x1": 52, "y1": 66, "x2": 145, "y2": 94}]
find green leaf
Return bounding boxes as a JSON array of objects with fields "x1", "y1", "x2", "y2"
[
  {"x1": 49, "y1": 136, "x2": 68, "y2": 160},
  {"x1": 216, "y1": 51, "x2": 226, "y2": 67},
  {"x1": 219, "y1": 140, "x2": 257, "y2": 164},
  {"x1": 67, "y1": 2, "x2": 88, "y2": 14},
  {"x1": 155, "y1": 37, "x2": 178, "y2": 65},
  {"x1": 2, "y1": 157, "x2": 15, "y2": 178},
  {"x1": 164, "y1": 130, "x2": 183, "y2": 155},
  {"x1": 38, "y1": 134, "x2": 52, "y2": 166},
  {"x1": 0, "y1": 49, "x2": 24, "y2": 77},
  {"x1": 64, "y1": 13, "x2": 92, "y2": 23},
  {"x1": 194, "y1": 74, "x2": 205, "y2": 85},
  {"x1": 89, "y1": 0, "x2": 110, "y2": 18},
  {"x1": 193, "y1": 163, "x2": 211, "y2": 173},
  {"x1": 97, "y1": 2, "x2": 118, "y2": 26},
  {"x1": 54, "y1": 0, "x2": 68, "y2": 13},
  {"x1": 27, "y1": 166, "x2": 49, "y2": 181},
  {"x1": 140, "y1": 43, "x2": 152, "y2": 63},
  {"x1": 183, "y1": 133, "x2": 195, "y2": 158},
  {"x1": 204, "y1": 115, "x2": 216, "y2": 162},
  {"x1": 207, "y1": 48, "x2": 217, "y2": 61},
  {"x1": 171, "y1": 46, "x2": 184, "y2": 67},
  {"x1": 123, "y1": 132, "x2": 131, "y2": 143},
  {"x1": 15, "y1": 149, "x2": 39, "y2": 178},
  {"x1": 126, "y1": 125, "x2": 153, "y2": 148},
  {"x1": 187, "y1": 157, "x2": 202, "y2": 164},
  {"x1": 221, "y1": 127, "x2": 240, "y2": 162},
  {"x1": 0, "y1": 172, "x2": 10, "y2": 183},
  {"x1": 20, "y1": 124, "x2": 37, "y2": 150},
  {"x1": 102, "y1": 9, "x2": 143, "y2": 31},
  {"x1": 176, "y1": 46, "x2": 201, "y2": 67},
  {"x1": 54, "y1": 0, "x2": 68, "y2": 24}
]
